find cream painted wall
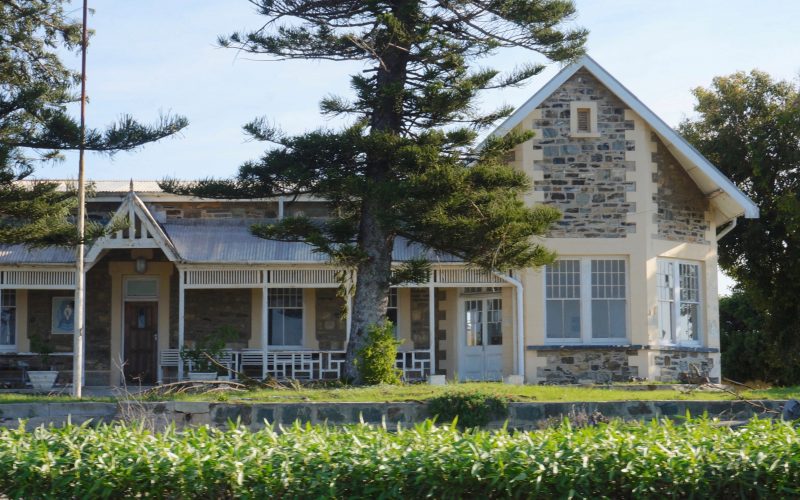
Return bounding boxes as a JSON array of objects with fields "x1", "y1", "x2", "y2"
[
  {"x1": 109, "y1": 261, "x2": 173, "y2": 386},
  {"x1": 396, "y1": 288, "x2": 412, "y2": 350},
  {"x1": 500, "y1": 286, "x2": 514, "y2": 376},
  {"x1": 303, "y1": 288, "x2": 318, "y2": 350}
]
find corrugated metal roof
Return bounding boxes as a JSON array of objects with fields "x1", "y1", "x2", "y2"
[
  {"x1": 162, "y1": 220, "x2": 461, "y2": 264},
  {"x1": 0, "y1": 245, "x2": 75, "y2": 264}
]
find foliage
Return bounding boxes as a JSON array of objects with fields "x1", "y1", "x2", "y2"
[
  {"x1": 27, "y1": 334, "x2": 53, "y2": 368},
  {"x1": 679, "y1": 71, "x2": 800, "y2": 384},
  {"x1": 427, "y1": 390, "x2": 509, "y2": 428},
  {"x1": 1, "y1": 418, "x2": 800, "y2": 497},
  {"x1": 0, "y1": 0, "x2": 187, "y2": 247},
  {"x1": 162, "y1": 0, "x2": 586, "y2": 382},
  {"x1": 719, "y1": 289, "x2": 772, "y2": 383},
  {"x1": 355, "y1": 321, "x2": 402, "y2": 385},
  {"x1": 180, "y1": 325, "x2": 238, "y2": 374}
]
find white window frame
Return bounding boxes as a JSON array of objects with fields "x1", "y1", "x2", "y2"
[
  {"x1": 657, "y1": 259, "x2": 703, "y2": 346},
  {"x1": 544, "y1": 257, "x2": 630, "y2": 344},
  {"x1": 0, "y1": 290, "x2": 16, "y2": 352},
  {"x1": 268, "y1": 288, "x2": 304, "y2": 348},
  {"x1": 569, "y1": 101, "x2": 600, "y2": 138}
]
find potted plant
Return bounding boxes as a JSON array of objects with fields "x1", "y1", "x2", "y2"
[
  {"x1": 28, "y1": 334, "x2": 58, "y2": 390},
  {"x1": 180, "y1": 326, "x2": 238, "y2": 381}
]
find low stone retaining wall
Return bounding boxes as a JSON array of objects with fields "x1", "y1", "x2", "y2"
[{"x1": 0, "y1": 400, "x2": 786, "y2": 431}]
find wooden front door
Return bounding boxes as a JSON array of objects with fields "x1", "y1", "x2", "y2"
[{"x1": 124, "y1": 302, "x2": 157, "y2": 384}]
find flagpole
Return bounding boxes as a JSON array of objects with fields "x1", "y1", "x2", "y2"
[{"x1": 73, "y1": 0, "x2": 89, "y2": 399}]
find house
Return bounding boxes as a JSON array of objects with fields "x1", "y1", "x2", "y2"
[{"x1": 0, "y1": 55, "x2": 757, "y2": 388}]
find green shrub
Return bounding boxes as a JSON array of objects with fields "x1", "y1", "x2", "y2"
[
  {"x1": 356, "y1": 321, "x2": 402, "y2": 385},
  {"x1": 427, "y1": 390, "x2": 509, "y2": 428},
  {"x1": 1, "y1": 418, "x2": 799, "y2": 498}
]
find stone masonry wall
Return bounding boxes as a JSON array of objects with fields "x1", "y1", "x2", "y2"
[
  {"x1": 85, "y1": 256, "x2": 112, "y2": 376},
  {"x1": 315, "y1": 289, "x2": 346, "y2": 350},
  {"x1": 536, "y1": 349, "x2": 639, "y2": 383},
  {"x1": 651, "y1": 134, "x2": 710, "y2": 243},
  {"x1": 183, "y1": 290, "x2": 251, "y2": 347},
  {"x1": 653, "y1": 350, "x2": 716, "y2": 383},
  {"x1": 533, "y1": 69, "x2": 636, "y2": 238},
  {"x1": 1, "y1": 400, "x2": 784, "y2": 432}
]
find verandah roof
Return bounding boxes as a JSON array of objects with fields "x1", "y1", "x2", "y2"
[{"x1": 162, "y1": 219, "x2": 461, "y2": 264}]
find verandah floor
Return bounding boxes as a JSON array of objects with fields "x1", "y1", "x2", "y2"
[{"x1": 0, "y1": 382, "x2": 797, "y2": 404}]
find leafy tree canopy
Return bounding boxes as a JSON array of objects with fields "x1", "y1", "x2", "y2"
[
  {"x1": 680, "y1": 70, "x2": 800, "y2": 384},
  {"x1": 0, "y1": 0, "x2": 187, "y2": 247},
  {"x1": 162, "y1": 0, "x2": 587, "y2": 382}
]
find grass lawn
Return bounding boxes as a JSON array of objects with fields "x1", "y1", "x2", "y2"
[
  {"x1": 1, "y1": 382, "x2": 797, "y2": 404},
  {"x1": 177, "y1": 382, "x2": 800, "y2": 404}
]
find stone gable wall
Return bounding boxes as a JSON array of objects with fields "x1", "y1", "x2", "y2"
[
  {"x1": 651, "y1": 134, "x2": 710, "y2": 243},
  {"x1": 532, "y1": 69, "x2": 636, "y2": 238}
]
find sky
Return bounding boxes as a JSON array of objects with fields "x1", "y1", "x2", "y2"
[{"x1": 47, "y1": 0, "x2": 800, "y2": 294}]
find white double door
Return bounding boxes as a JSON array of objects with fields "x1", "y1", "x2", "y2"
[{"x1": 460, "y1": 297, "x2": 503, "y2": 381}]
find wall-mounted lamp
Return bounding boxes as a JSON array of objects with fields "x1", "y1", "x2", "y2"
[{"x1": 135, "y1": 257, "x2": 147, "y2": 274}]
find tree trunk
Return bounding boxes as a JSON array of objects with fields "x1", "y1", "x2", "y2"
[
  {"x1": 343, "y1": 0, "x2": 412, "y2": 383},
  {"x1": 343, "y1": 204, "x2": 395, "y2": 382}
]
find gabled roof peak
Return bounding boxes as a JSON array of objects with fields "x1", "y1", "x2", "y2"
[{"x1": 482, "y1": 54, "x2": 758, "y2": 221}]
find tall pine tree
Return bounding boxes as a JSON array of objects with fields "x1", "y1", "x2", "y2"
[
  {"x1": 163, "y1": 0, "x2": 586, "y2": 382},
  {"x1": 0, "y1": 0, "x2": 187, "y2": 246}
]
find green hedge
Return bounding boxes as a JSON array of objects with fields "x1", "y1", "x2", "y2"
[{"x1": 0, "y1": 418, "x2": 798, "y2": 498}]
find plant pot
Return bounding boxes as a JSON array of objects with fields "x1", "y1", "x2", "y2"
[
  {"x1": 28, "y1": 370, "x2": 58, "y2": 390},
  {"x1": 187, "y1": 372, "x2": 218, "y2": 381}
]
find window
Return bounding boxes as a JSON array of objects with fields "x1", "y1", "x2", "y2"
[
  {"x1": 545, "y1": 260, "x2": 581, "y2": 339},
  {"x1": 657, "y1": 260, "x2": 702, "y2": 344},
  {"x1": 386, "y1": 288, "x2": 398, "y2": 337},
  {"x1": 546, "y1": 258, "x2": 628, "y2": 341},
  {"x1": 590, "y1": 260, "x2": 627, "y2": 339},
  {"x1": 268, "y1": 288, "x2": 303, "y2": 346},
  {"x1": 569, "y1": 101, "x2": 599, "y2": 137},
  {"x1": 0, "y1": 290, "x2": 16, "y2": 351},
  {"x1": 125, "y1": 278, "x2": 158, "y2": 300}
]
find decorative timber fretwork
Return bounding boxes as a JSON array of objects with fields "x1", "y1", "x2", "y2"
[{"x1": 85, "y1": 190, "x2": 179, "y2": 263}]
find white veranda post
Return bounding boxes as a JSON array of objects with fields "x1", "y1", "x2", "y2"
[{"x1": 268, "y1": 282, "x2": 269, "y2": 379}]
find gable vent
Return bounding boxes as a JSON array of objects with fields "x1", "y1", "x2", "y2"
[{"x1": 577, "y1": 108, "x2": 591, "y2": 133}]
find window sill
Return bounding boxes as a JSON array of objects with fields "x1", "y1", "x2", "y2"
[
  {"x1": 569, "y1": 132, "x2": 601, "y2": 139},
  {"x1": 529, "y1": 344, "x2": 643, "y2": 351}
]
